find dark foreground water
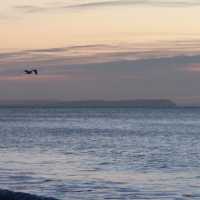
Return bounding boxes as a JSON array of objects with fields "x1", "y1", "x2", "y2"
[{"x1": 0, "y1": 107, "x2": 200, "y2": 200}]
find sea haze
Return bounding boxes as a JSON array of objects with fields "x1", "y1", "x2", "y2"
[{"x1": 0, "y1": 107, "x2": 200, "y2": 200}]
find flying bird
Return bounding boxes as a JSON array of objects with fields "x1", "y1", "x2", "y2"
[{"x1": 24, "y1": 69, "x2": 38, "y2": 75}]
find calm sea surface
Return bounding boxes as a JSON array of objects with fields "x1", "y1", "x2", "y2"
[{"x1": 0, "y1": 107, "x2": 200, "y2": 200}]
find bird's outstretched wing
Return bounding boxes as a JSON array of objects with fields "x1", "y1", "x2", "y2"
[
  {"x1": 24, "y1": 70, "x2": 32, "y2": 74},
  {"x1": 33, "y1": 69, "x2": 38, "y2": 75}
]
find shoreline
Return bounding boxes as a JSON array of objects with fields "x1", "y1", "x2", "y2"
[{"x1": 0, "y1": 189, "x2": 59, "y2": 200}]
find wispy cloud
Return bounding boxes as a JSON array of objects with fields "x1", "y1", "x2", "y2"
[
  {"x1": 14, "y1": 5, "x2": 47, "y2": 13},
  {"x1": 28, "y1": 44, "x2": 112, "y2": 53},
  {"x1": 1, "y1": 40, "x2": 200, "y2": 81},
  {"x1": 12, "y1": 0, "x2": 200, "y2": 14},
  {"x1": 68, "y1": 0, "x2": 200, "y2": 9},
  {"x1": 1, "y1": 40, "x2": 200, "y2": 65}
]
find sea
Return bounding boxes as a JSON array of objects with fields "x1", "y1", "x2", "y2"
[{"x1": 0, "y1": 107, "x2": 200, "y2": 200}]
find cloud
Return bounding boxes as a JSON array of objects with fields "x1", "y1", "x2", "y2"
[
  {"x1": 0, "y1": 51, "x2": 28, "y2": 59},
  {"x1": 68, "y1": 0, "x2": 200, "y2": 9},
  {"x1": 2, "y1": 41, "x2": 200, "y2": 102},
  {"x1": 0, "y1": 54, "x2": 198, "y2": 82},
  {"x1": 28, "y1": 44, "x2": 112, "y2": 53},
  {"x1": 1, "y1": 40, "x2": 200, "y2": 80},
  {"x1": 12, "y1": 0, "x2": 200, "y2": 14},
  {"x1": 13, "y1": 5, "x2": 48, "y2": 13}
]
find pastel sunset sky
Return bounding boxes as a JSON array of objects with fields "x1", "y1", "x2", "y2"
[{"x1": 1, "y1": 0, "x2": 200, "y2": 104}]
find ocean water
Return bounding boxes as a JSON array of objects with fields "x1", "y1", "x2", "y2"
[{"x1": 0, "y1": 107, "x2": 200, "y2": 200}]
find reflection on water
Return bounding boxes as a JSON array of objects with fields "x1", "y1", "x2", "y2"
[{"x1": 0, "y1": 107, "x2": 200, "y2": 199}]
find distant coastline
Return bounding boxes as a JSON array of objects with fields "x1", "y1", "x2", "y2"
[{"x1": 0, "y1": 99, "x2": 177, "y2": 108}]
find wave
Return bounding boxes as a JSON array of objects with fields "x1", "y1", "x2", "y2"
[{"x1": 0, "y1": 189, "x2": 59, "y2": 200}]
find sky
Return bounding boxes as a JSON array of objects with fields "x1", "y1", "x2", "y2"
[{"x1": 1, "y1": 0, "x2": 200, "y2": 104}]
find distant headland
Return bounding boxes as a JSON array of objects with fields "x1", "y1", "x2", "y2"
[{"x1": 0, "y1": 99, "x2": 177, "y2": 108}]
